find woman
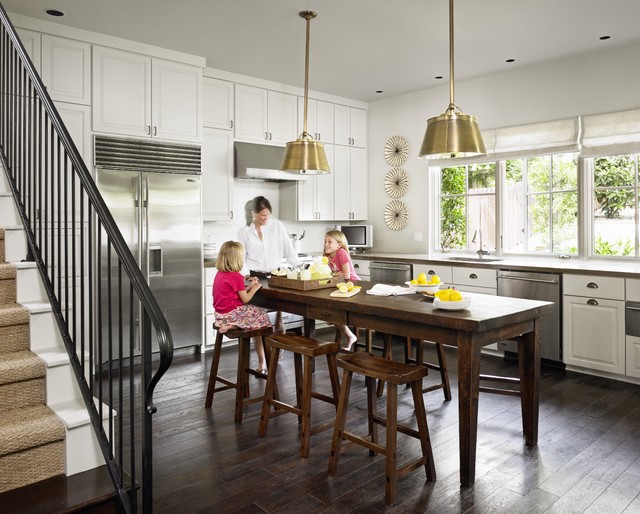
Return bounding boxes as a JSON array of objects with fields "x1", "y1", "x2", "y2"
[{"x1": 237, "y1": 196, "x2": 298, "y2": 366}]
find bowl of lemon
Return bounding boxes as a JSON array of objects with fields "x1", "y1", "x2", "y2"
[
  {"x1": 432, "y1": 288, "x2": 471, "y2": 310},
  {"x1": 406, "y1": 272, "x2": 442, "y2": 294}
]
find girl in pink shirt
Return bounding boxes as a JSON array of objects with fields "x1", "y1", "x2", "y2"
[{"x1": 323, "y1": 230, "x2": 361, "y2": 351}]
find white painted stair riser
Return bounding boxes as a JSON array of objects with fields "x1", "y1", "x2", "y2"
[
  {"x1": 4, "y1": 227, "x2": 27, "y2": 263},
  {"x1": 0, "y1": 194, "x2": 20, "y2": 226}
]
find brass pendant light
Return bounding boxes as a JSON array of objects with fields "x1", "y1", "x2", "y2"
[
  {"x1": 419, "y1": 0, "x2": 486, "y2": 159},
  {"x1": 280, "y1": 11, "x2": 330, "y2": 174}
]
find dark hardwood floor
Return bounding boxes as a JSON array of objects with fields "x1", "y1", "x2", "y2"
[{"x1": 149, "y1": 330, "x2": 640, "y2": 513}]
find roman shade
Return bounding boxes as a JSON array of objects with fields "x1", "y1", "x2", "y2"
[{"x1": 580, "y1": 108, "x2": 640, "y2": 157}]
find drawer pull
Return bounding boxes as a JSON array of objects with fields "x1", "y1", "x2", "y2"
[
  {"x1": 469, "y1": 273, "x2": 478, "y2": 279},
  {"x1": 428, "y1": 270, "x2": 436, "y2": 275},
  {"x1": 587, "y1": 282, "x2": 599, "y2": 289},
  {"x1": 587, "y1": 299, "x2": 599, "y2": 306}
]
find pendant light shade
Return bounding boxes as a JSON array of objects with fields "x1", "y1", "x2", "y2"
[
  {"x1": 419, "y1": 0, "x2": 486, "y2": 159},
  {"x1": 280, "y1": 11, "x2": 330, "y2": 175}
]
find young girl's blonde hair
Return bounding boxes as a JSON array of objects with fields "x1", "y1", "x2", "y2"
[
  {"x1": 216, "y1": 241, "x2": 245, "y2": 272},
  {"x1": 325, "y1": 230, "x2": 350, "y2": 253}
]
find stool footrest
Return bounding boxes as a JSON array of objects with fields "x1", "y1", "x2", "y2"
[
  {"x1": 267, "y1": 399, "x2": 301, "y2": 416},
  {"x1": 311, "y1": 391, "x2": 337, "y2": 405},
  {"x1": 398, "y1": 457, "x2": 428, "y2": 478},
  {"x1": 479, "y1": 386, "x2": 521, "y2": 396},
  {"x1": 341, "y1": 431, "x2": 385, "y2": 455}
]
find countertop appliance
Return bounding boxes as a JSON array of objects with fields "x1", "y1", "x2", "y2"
[
  {"x1": 336, "y1": 224, "x2": 373, "y2": 251},
  {"x1": 95, "y1": 136, "x2": 203, "y2": 355},
  {"x1": 497, "y1": 270, "x2": 561, "y2": 362},
  {"x1": 370, "y1": 261, "x2": 412, "y2": 285}
]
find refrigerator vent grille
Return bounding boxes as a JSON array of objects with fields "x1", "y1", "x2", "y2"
[{"x1": 94, "y1": 136, "x2": 201, "y2": 173}]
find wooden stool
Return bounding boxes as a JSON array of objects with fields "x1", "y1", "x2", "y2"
[
  {"x1": 406, "y1": 338, "x2": 452, "y2": 401},
  {"x1": 205, "y1": 326, "x2": 273, "y2": 424},
  {"x1": 328, "y1": 352, "x2": 436, "y2": 505},
  {"x1": 259, "y1": 333, "x2": 341, "y2": 458}
]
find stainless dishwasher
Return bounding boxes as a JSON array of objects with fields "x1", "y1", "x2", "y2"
[
  {"x1": 497, "y1": 270, "x2": 562, "y2": 362},
  {"x1": 369, "y1": 261, "x2": 412, "y2": 285}
]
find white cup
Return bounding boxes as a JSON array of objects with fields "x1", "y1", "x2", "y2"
[{"x1": 300, "y1": 269, "x2": 311, "y2": 280}]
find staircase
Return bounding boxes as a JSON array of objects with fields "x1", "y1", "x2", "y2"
[{"x1": 0, "y1": 174, "x2": 107, "y2": 494}]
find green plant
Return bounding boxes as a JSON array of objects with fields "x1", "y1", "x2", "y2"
[
  {"x1": 593, "y1": 235, "x2": 633, "y2": 256},
  {"x1": 594, "y1": 155, "x2": 635, "y2": 218}
]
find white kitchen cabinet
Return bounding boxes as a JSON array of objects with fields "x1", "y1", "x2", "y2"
[
  {"x1": 298, "y1": 97, "x2": 334, "y2": 144},
  {"x1": 280, "y1": 145, "x2": 334, "y2": 221},
  {"x1": 627, "y1": 335, "x2": 640, "y2": 379},
  {"x1": 413, "y1": 264, "x2": 453, "y2": 285},
  {"x1": 203, "y1": 267, "x2": 236, "y2": 350},
  {"x1": 92, "y1": 46, "x2": 202, "y2": 142},
  {"x1": 56, "y1": 102, "x2": 92, "y2": 167},
  {"x1": 563, "y1": 274, "x2": 625, "y2": 374},
  {"x1": 333, "y1": 145, "x2": 367, "y2": 221},
  {"x1": 234, "y1": 84, "x2": 297, "y2": 145},
  {"x1": 15, "y1": 28, "x2": 40, "y2": 72},
  {"x1": 334, "y1": 104, "x2": 367, "y2": 147},
  {"x1": 41, "y1": 35, "x2": 91, "y2": 105},
  {"x1": 201, "y1": 128, "x2": 234, "y2": 221},
  {"x1": 352, "y1": 259, "x2": 370, "y2": 281},
  {"x1": 203, "y1": 77, "x2": 234, "y2": 130},
  {"x1": 451, "y1": 266, "x2": 497, "y2": 291}
]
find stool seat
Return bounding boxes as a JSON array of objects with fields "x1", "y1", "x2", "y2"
[
  {"x1": 205, "y1": 325, "x2": 274, "y2": 424},
  {"x1": 259, "y1": 334, "x2": 341, "y2": 458},
  {"x1": 328, "y1": 351, "x2": 436, "y2": 506}
]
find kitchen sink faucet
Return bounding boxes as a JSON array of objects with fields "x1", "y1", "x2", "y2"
[{"x1": 472, "y1": 228, "x2": 490, "y2": 259}]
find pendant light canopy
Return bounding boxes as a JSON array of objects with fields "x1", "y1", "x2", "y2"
[
  {"x1": 280, "y1": 11, "x2": 330, "y2": 175},
  {"x1": 419, "y1": 0, "x2": 486, "y2": 159}
]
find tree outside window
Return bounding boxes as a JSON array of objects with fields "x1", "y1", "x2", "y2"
[{"x1": 593, "y1": 154, "x2": 637, "y2": 256}]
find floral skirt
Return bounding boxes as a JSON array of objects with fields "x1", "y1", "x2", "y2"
[{"x1": 214, "y1": 304, "x2": 271, "y2": 331}]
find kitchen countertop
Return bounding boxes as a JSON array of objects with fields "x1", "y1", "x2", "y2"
[{"x1": 348, "y1": 252, "x2": 640, "y2": 278}]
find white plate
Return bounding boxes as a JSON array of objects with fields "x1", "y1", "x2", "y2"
[
  {"x1": 405, "y1": 281, "x2": 442, "y2": 294},
  {"x1": 433, "y1": 296, "x2": 472, "y2": 311}
]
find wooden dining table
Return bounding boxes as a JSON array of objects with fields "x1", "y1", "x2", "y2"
[{"x1": 253, "y1": 280, "x2": 555, "y2": 487}]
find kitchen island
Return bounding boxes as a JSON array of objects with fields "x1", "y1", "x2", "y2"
[{"x1": 253, "y1": 280, "x2": 554, "y2": 487}]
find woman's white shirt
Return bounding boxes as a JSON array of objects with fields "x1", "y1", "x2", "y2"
[{"x1": 237, "y1": 219, "x2": 298, "y2": 274}]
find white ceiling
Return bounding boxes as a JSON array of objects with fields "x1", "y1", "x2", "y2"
[{"x1": 4, "y1": 0, "x2": 640, "y2": 103}]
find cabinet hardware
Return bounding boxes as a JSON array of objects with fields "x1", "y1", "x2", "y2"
[
  {"x1": 230, "y1": 120, "x2": 233, "y2": 129},
  {"x1": 317, "y1": 132, "x2": 321, "y2": 140},
  {"x1": 469, "y1": 273, "x2": 478, "y2": 279},
  {"x1": 269, "y1": 132, "x2": 272, "y2": 140},
  {"x1": 265, "y1": 132, "x2": 268, "y2": 140},
  {"x1": 147, "y1": 125, "x2": 151, "y2": 135},
  {"x1": 587, "y1": 282, "x2": 599, "y2": 289},
  {"x1": 587, "y1": 299, "x2": 599, "y2": 306},
  {"x1": 153, "y1": 126, "x2": 157, "y2": 136},
  {"x1": 230, "y1": 211, "x2": 233, "y2": 219},
  {"x1": 428, "y1": 270, "x2": 435, "y2": 275}
]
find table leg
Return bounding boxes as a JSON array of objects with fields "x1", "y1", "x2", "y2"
[
  {"x1": 518, "y1": 318, "x2": 540, "y2": 446},
  {"x1": 457, "y1": 332, "x2": 481, "y2": 487}
]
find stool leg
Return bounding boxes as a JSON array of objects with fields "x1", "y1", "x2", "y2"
[
  {"x1": 325, "y1": 353, "x2": 341, "y2": 408},
  {"x1": 294, "y1": 353, "x2": 304, "y2": 424},
  {"x1": 436, "y1": 343, "x2": 452, "y2": 401},
  {"x1": 235, "y1": 338, "x2": 249, "y2": 424},
  {"x1": 300, "y1": 355, "x2": 313, "y2": 457},
  {"x1": 241, "y1": 338, "x2": 251, "y2": 398},
  {"x1": 385, "y1": 382, "x2": 398, "y2": 505},
  {"x1": 205, "y1": 331, "x2": 223, "y2": 408},
  {"x1": 366, "y1": 376, "x2": 377, "y2": 455},
  {"x1": 328, "y1": 368, "x2": 353, "y2": 476},
  {"x1": 377, "y1": 333, "x2": 393, "y2": 397},
  {"x1": 258, "y1": 347, "x2": 280, "y2": 437},
  {"x1": 411, "y1": 380, "x2": 436, "y2": 482}
]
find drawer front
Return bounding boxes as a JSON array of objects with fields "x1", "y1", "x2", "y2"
[
  {"x1": 564, "y1": 274, "x2": 624, "y2": 300},
  {"x1": 352, "y1": 259, "x2": 370, "y2": 276},
  {"x1": 205, "y1": 267, "x2": 216, "y2": 286},
  {"x1": 627, "y1": 278, "x2": 640, "y2": 301},
  {"x1": 307, "y1": 305, "x2": 347, "y2": 325},
  {"x1": 452, "y1": 266, "x2": 497, "y2": 288},
  {"x1": 413, "y1": 264, "x2": 452, "y2": 284}
]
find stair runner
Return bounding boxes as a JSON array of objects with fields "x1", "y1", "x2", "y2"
[{"x1": 0, "y1": 227, "x2": 65, "y2": 493}]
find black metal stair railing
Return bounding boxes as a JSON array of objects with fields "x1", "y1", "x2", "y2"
[{"x1": 0, "y1": 4, "x2": 173, "y2": 513}]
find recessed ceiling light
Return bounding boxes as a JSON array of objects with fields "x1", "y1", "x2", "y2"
[
  {"x1": 375, "y1": 90, "x2": 384, "y2": 94},
  {"x1": 435, "y1": 76, "x2": 443, "y2": 80},
  {"x1": 44, "y1": 9, "x2": 64, "y2": 17},
  {"x1": 505, "y1": 58, "x2": 515, "y2": 63},
  {"x1": 599, "y1": 35, "x2": 611, "y2": 40}
]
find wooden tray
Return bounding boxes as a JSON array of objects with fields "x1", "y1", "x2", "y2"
[{"x1": 268, "y1": 275, "x2": 341, "y2": 291}]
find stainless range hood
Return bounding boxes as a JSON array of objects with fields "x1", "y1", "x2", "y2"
[{"x1": 234, "y1": 142, "x2": 307, "y2": 181}]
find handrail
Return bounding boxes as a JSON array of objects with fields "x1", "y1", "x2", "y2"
[{"x1": 0, "y1": 3, "x2": 173, "y2": 512}]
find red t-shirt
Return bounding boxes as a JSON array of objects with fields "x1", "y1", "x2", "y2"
[
  {"x1": 212, "y1": 271, "x2": 245, "y2": 314},
  {"x1": 326, "y1": 247, "x2": 360, "y2": 281}
]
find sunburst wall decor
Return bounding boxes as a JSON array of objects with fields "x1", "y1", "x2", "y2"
[
  {"x1": 384, "y1": 168, "x2": 409, "y2": 199},
  {"x1": 384, "y1": 135, "x2": 409, "y2": 167},
  {"x1": 384, "y1": 200, "x2": 408, "y2": 231}
]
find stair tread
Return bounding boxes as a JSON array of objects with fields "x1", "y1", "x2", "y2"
[
  {"x1": 0, "y1": 350, "x2": 45, "y2": 385},
  {"x1": 0, "y1": 405, "x2": 65, "y2": 456},
  {"x1": 0, "y1": 303, "x2": 29, "y2": 327}
]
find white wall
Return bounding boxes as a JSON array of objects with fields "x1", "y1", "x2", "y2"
[{"x1": 368, "y1": 41, "x2": 640, "y2": 254}]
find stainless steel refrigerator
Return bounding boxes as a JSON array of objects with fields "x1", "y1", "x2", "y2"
[{"x1": 95, "y1": 136, "x2": 202, "y2": 357}]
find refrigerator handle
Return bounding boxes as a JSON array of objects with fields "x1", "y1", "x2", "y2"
[
  {"x1": 135, "y1": 176, "x2": 144, "y2": 268},
  {"x1": 142, "y1": 176, "x2": 150, "y2": 275}
]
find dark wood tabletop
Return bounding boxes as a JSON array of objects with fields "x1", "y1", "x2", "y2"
[{"x1": 253, "y1": 280, "x2": 555, "y2": 487}]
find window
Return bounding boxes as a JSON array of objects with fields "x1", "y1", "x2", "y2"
[
  {"x1": 504, "y1": 153, "x2": 578, "y2": 254},
  {"x1": 439, "y1": 163, "x2": 496, "y2": 252},
  {"x1": 592, "y1": 153, "x2": 639, "y2": 256}
]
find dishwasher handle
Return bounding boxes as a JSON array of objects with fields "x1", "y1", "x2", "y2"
[
  {"x1": 498, "y1": 276, "x2": 559, "y2": 285},
  {"x1": 370, "y1": 262, "x2": 411, "y2": 271}
]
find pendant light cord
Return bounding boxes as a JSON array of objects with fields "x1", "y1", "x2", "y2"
[
  {"x1": 448, "y1": 0, "x2": 456, "y2": 115},
  {"x1": 301, "y1": 11, "x2": 314, "y2": 138}
]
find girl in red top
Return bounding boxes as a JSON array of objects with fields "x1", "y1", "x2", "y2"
[
  {"x1": 213, "y1": 241, "x2": 271, "y2": 371},
  {"x1": 323, "y1": 230, "x2": 361, "y2": 351}
]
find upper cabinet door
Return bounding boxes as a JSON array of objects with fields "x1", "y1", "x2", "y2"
[
  {"x1": 15, "y1": 28, "x2": 41, "y2": 73},
  {"x1": 349, "y1": 108, "x2": 367, "y2": 148},
  {"x1": 267, "y1": 90, "x2": 297, "y2": 145},
  {"x1": 92, "y1": 46, "x2": 152, "y2": 138},
  {"x1": 41, "y1": 35, "x2": 91, "y2": 105},
  {"x1": 297, "y1": 98, "x2": 334, "y2": 144},
  {"x1": 334, "y1": 105, "x2": 367, "y2": 147},
  {"x1": 203, "y1": 77, "x2": 234, "y2": 130},
  {"x1": 234, "y1": 84, "x2": 268, "y2": 141},
  {"x1": 152, "y1": 59, "x2": 202, "y2": 141}
]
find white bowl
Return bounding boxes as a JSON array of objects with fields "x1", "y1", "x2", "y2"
[
  {"x1": 405, "y1": 281, "x2": 442, "y2": 294},
  {"x1": 433, "y1": 295, "x2": 472, "y2": 311}
]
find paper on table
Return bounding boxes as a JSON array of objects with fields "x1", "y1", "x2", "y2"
[{"x1": 366, "y1": 284, "x2": 416, "y2": 296}]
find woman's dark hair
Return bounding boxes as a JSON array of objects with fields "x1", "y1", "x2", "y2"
[{"x1": 245, "y1": 196, "x2": 272, "y2": 225}]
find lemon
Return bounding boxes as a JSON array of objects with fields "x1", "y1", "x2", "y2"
[
  {"x1": 417, "y1": 272, "x2": 427, "y2": 282},
  {"x1": 321, "y1": 256, "x2": 329, "y2": 265},
  {"x1": 339, "y1": 285, "x2": 349, "y2": 293},
  {"x1": 345, "y1": 281, "x2": 354, "y2": 291},
  {"x1": 410, "y1": 279, "x2": 418, "y2": 285},
  {"x1": 431, "y1": 275, "x2": 441, "y2": 284},
  {"x1": 336, "y1": 282, "x2": 346, "y2": 289},
  {"x1": 308, "y1": 265, "x2": 316, "y2": 273},
  {"x1": 438, "y1": 290, "x2": 451, "y2": 301},
  {"x1": 450, "y1": 291, "x2": 463, "y2": 302}
]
